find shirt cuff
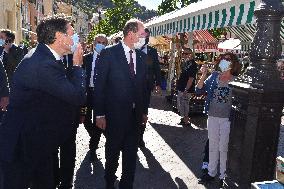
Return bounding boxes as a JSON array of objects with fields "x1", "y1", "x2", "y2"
[{"x1": 96, "y1": 115, "x2": 105, "y2": 118}]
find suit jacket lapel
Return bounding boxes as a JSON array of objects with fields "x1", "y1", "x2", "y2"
[{"x1": 135, "y1": 50, "x2": 143, "y2": 79}]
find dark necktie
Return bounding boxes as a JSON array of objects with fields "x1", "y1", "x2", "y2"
[{"x1": 129, "y1": 50, "x2": 134, "y2": 78}]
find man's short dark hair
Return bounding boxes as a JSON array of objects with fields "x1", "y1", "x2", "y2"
[
  {"x1": 123, "y1": 19, "x2": 142, "y2": 37},
  {"x1": 36, "y1": 15, "x2": 70, "y2": 45},
  {"x1": 145, "y1": 28, "x2": 150, "y2": 34},
  {"x1": 0, "y1": 29, "x2": 15, "y2": 42},
  {"x1": 114, "y1": 36, "x2": 122, "y2": 43}
]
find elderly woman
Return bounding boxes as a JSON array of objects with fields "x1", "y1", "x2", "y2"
[{"x1": 197, "y1": 52, "x2": 241, "y2": 188}]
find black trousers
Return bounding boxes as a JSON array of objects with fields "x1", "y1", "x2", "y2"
[
  {"x1": 84, "y1": 88, "x2": 103, "y2": 154},
  {"x1": 53, "y1": 125, "x2": 77, "y2": 189},
  {"x1": 105, "y1": 111, "x2": 139, "y2": 189},
  {"x1": 203, "y1": 139, "x2": 209, "y2": 163},
  {"x1": 0, "y1": 142, "x2": 55, "y2": 189},
  {"x1": 138, "y1": 87, "x2": 151, "y2": 142}
]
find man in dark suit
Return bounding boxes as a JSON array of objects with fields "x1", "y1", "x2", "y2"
[
  {"x1": 0, "y1": 30, "x2": 25, "y2": 121},
  {"x1": 0, "y1": 16, "x2": 86, "y2": 188},
  {"x1": 83, "y1": 34, "x2": 108, "y2": 162},
  {"x1": 94, "y1": 19, "x2": 148, "y2": 189},
  {"x1": 139, "y1": 28, "x2": 162, "y2": 147},
  {"x1": 53, "y1": 53, "x2": 83, "y2": 189},
  {"x1": 0, "y1": 60, "x2": 9, "y2": 112},
  {"x1": 0, "y1": 30, "x2": 26, "y2": 85}
]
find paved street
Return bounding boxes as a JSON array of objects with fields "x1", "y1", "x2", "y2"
[{"x1": 72, "y1": 94, "x2": 284, "y2": 189}]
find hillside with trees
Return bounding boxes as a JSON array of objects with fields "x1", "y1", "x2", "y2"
[{"x1": 57, "y1": 0, "x2": 157, "y2": 21}]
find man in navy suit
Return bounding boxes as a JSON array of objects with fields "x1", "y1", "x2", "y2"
[
  {"x1": 53, "y1": 53, "x2": 83, "y2": 189},
  {"x1": 83, "y1": 34, "x2": 108, "y2": 162},
  {"x1": 0, "y1": 16, "x2": 86, "y2": 188},
  {"x1": 94, "y1": 19, "x2": 148, "y2": 189},
  {"x1": 139, "y1": 28, "x2": 162, "y2": 147}
]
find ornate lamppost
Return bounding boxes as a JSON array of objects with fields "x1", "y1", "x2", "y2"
[{"x1": 224, "y1": 0, "x2": 284, "y2": 188}]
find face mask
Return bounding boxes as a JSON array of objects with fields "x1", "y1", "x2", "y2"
[
  {"x1": 0, "y1": 39, "x2": 5, "y2": 46},
  {"x1": 219, "y1": 59, "x2": 232, "y2": 72},
  {"x1": 95, "y1": 43, "x2": 105, "y2": 54},
  {"x1": 71, "y1": 33, "x2": 79, "y2": 53},
  {"x1": 133, "y1": 37, "x2": 145, "y2": 49}
]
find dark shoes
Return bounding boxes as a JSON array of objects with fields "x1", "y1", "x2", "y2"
[
  {"x1": 178, "y1": 118, "x2": 185, "y2": 125},
  {"x1": 178, "y1": 118, "x2": 191, "y2": 127},
  {"x1": 199, "y1": 173, "x2": 224, "y2": 188},
  {"x1": 139, "y1": 139, "x2": 146, "y2": 148},
  {"x1": 89, "y1": 151, "x2": 98, "y2": 162},
  {"x1": 219, "y1": 179, "x2": 224, "y2": 188},
  {"x1": 198, "y1": 173, "x2": 215, "y2": 184}
]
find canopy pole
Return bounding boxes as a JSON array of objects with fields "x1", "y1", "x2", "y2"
[
  {"x1": 188, "y1": 32, "x2": 194, "y2": 53},
  {"x1": 167, "y1": 41, "x2": 175, "y2": 93}
]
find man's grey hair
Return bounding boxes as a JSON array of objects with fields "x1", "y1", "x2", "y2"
[
  {"x1": 94, "y1": 34, "x2": 107, "y2": 41},
  {"x1": 123, "y1": 19, "x2": 143, "y2": 37}
]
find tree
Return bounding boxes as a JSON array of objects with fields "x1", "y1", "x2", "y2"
[
  {"x1": 208, "y1": 28, "x2": 227, "y2": 39},
  {"x1": 158, "y1": 0, "x2": 199, "y2": 15},
  {"x1": 87, "y1": 0, "x2": 141, "y2": 42},
  {"x1": 157, "y1": 0, "x2": 178, "y2": 16}
]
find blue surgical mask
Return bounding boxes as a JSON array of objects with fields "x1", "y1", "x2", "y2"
[
  {"x1": 219, "y1": 59, "x2": 232, "y2": 72},
  {"x1": 95, "y1": 43, "x2": 105, "y2": 54},
  {"x1": 71, "y1": 33, "x2": 80, "y2": 53},
  {"x1": 0, "y1": 39, "x2": 5, "y2": 46}
]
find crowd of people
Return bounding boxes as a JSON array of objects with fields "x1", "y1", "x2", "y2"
[
  {"x1": 0, "y1": 13, "x2": 277, "y2": 189},
  {"x1": 0, "y1": 15, "x2": 162, "y2": 189}
]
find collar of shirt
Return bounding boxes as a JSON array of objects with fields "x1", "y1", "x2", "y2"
[
  {"x1": 121, "y1": 40, "x2": 136, "y2": 73},
  {"x1": 92, "y1": 50, "x2": 98, "y2": 61},
  {"x1": 142, "y1": 45, "x2": 147, "y2": 54},
  {"x1": 45, "y1": 44, "x2": 61, "y2": 61},
  {"x1": 90, "y1": 50, "x2": 99, "y2": 88}
]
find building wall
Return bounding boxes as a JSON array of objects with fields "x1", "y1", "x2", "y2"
[
  {"x1": 72, "y1": 6, "x2": 89, "y2": 41},
  {"x1": 42, "y1": 0, "x2": 53, "y2": 16},
  {"x1": 56, "y1": 1, "x2": 72, "y2": 16}
]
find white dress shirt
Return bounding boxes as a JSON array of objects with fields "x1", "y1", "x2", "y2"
[
  {"x1": 142, "y1": 45, "x2": 148, "y2": 54},
  {"x1": 90, "y1": 51, "x2": 98, "y2": 87},
  {"x1": 121, "y1": 40, "x2": 136, "y2": 74},
  {"x1": 45, "y1": 45, "x2": 61, "y2": 61}
]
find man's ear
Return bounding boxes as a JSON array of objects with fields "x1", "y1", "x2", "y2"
[{"x1": 54, "y1": 32, "x2": 62, "y2": 43}]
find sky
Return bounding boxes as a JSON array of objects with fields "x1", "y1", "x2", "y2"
[{"x1": 136, "y1": 0, "x2": 163, "y2": 10}]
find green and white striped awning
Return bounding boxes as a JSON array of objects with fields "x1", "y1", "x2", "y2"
[{"x1": 146, "y1": 0, "x2": 261, "y2": 37}]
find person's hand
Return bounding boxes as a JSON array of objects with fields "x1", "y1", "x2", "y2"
[
  {"x1": 200, "y1": 64, "x2": 208, "y2": 76},
  {"x1": 142, "y1": 114, "x2": 148, "y2": 125},
  {"x1": 0, "y1": 97, "x2": 9, "y2": 111},
  {"x1": 73, "y1": 43, "x2": 83, "y2": 66},
  {"x1": 79, "y1": 116, "x2": 85, "y2": 124},
  {"x1": 3, "y1": 42, "x2": 12, "y2": 53},
  {"x1": 96, "y1": 117, "x2": 106, "y2": 130}
]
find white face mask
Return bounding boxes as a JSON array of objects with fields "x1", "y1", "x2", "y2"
[
  {"x1": 133, "y1": 37, "x2": 145, "y2": 49},
  {"x1": 219, "y1": 59, "x2": 232, "y2": 72},
  {"x1": 71, "y1": 33, "x2": 80, "y2": 53},
  {"x1": 0, "y1": 39, "x2": 5, "y2": 46}
]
